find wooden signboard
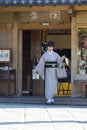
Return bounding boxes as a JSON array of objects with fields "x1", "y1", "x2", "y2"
[{"x1": 0, "y1": 49, "x2": 11, "y2": 63}]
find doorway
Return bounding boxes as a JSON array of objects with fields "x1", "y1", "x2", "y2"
[
  {"x1": 21, "y1": 29, "x2": 71, "y2": 97},
  {"x1": 22, "y1": 30, "x2": 32, "y2": 95}
]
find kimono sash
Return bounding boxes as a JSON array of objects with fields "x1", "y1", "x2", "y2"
[{"x1": 45, "y1": 61, "x2": 58, "y2": 68}]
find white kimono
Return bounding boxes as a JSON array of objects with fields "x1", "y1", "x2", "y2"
[{"x1": 35, "y1": 51, "x2": 61, "y2": 100}]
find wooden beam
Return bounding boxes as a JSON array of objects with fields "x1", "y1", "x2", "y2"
[
  {"x1": 74, "y1": 5, "x2": 87, "y2": 11},
  {"x1": 0, "y1": 22, "x2": 71, "y2": 30},
  {"x1": 0, "y1": 6, "x2": 69, "y2": 12},
  {"x1": 0, "y1": 5, "x2": 87, "y2": 12},
  {"x1": 0, "y1": 24, "x2": 13, "y2": 30},
  {"x1": 18, "y1": 23, "x2": 71, "y2": 30}
]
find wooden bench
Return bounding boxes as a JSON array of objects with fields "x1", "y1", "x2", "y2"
[
  {"x1": 74, "y1": 80, "x2": 87, "y2": 98},
  {"x1": 0, "y1": 69, "x2": 16, "y2": 96}
]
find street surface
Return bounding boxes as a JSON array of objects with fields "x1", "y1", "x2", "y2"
[{"x1": 0, "y1": 103, "x2": 87, "y2": 130}]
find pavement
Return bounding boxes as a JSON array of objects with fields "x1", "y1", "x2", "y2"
[{"x1": 0, "y1": 103, "x2": 87, "y2": 130}]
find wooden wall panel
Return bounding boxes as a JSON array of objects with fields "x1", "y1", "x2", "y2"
[
  {"x1": 47, "y1": 35, "x2": 71, "y2": 49},
  {"x1": 31, "y1": 30, "x2": 41, "y2": 60},
  {"x1": 0, "y1": 31, "x2": 12, "y2": 48},
  {"x1": 0, "y1": 12, "x2": 13, "y2": 24},
  {"x1": 76, "y1": 12, "x2": 87, "y2": 24}
]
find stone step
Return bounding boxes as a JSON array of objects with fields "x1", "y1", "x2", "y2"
[{"x1": 0, "y1": 96, "x2": 87, "y2": 105}]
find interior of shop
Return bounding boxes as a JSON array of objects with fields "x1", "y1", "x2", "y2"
[{"x1": 22, "y1": 29, "x2": 71, "y2": 97}]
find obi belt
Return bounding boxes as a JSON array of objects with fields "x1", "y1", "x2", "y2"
[{"x1": 45, "y1": 61, "x2": 58, "y2": 68}]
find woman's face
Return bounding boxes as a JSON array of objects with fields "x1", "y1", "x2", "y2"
[{"x1": 47, "y1": 46, "x2": 53, "y2": 52}]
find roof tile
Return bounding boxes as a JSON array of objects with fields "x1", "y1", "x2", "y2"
[{"x1": 0, "y1": 0, "x2": 87, "y2": 6}]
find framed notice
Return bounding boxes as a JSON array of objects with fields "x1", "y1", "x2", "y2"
[{"x1": 0, "y1": 49, "x2": 11, "y2": 63}]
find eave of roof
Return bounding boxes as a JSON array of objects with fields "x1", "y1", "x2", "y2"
[{"x1": 0, "y1": 0, "x2": 87, "y2": 7}]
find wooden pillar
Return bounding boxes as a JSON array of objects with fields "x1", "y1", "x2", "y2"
[
  {"x1": 17, "y1": 31, "x2": 22, "y2": 96},
  {"x1": 12, "y1": 12, "x2": 20, "y2": 96},
  {"x1": 71, "y1": 16, "x2": 77, "y2": 97}
]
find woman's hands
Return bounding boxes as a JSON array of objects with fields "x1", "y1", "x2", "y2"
[
  {"x1": 61, "y1": 55, "x2": 65, "y2": 61},
  {"x1": 33, "y1": 69, "x2": 36, "y2": 73}
]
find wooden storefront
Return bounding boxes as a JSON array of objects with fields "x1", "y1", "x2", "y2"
[{"x1": 0, "y1": 0, "x2": 87, "y2": 98}]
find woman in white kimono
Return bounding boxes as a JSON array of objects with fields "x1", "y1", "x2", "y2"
[{"x1": 35, "y1": 41, "x2": 65, "y2": 104}]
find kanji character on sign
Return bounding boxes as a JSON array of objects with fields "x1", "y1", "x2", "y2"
[
  {"x1": 30, "y1": 11, "x2": 39, "y2": 20},
  {"x1": 49, "y1": 11, "x2": 60, "y2": 20}
]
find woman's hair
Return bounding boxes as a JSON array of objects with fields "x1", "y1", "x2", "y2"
[{"x1": 47, "y1": 41, "x2": 54, "y2": 47}]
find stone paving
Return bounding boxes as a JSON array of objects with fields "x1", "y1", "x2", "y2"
[{"x1": 0, "y1": 103, "x2": 87, "y2": 130}]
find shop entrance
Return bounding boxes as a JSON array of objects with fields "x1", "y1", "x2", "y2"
[{"x1": 22, "y1": 29, "x2": 71, "y2": 97}]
